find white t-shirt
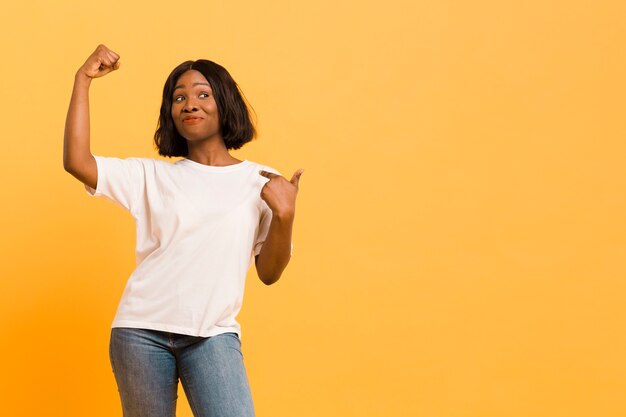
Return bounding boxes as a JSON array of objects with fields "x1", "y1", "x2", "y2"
[{"x1": 85, "y1": 155, "x2": 278, "y2": 338}]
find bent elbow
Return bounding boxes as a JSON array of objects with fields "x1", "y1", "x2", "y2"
[
  {"x1": 63, "y1": 152, "x2": 81, "y2": 174},
  {"x1": 259, "y1": 272, "x2": 282, "y2": 286},
  {"x1": 63, "y1": 158, "x2": 77, "y2": 175}
]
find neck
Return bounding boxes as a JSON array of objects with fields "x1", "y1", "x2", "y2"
[{"x1": 186, "y1": 139, "x2": 241, "y2": 166}]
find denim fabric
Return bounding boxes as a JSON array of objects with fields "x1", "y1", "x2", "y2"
[{"x1": 109, "y1": 327, "x2": 255, "y2": 417}]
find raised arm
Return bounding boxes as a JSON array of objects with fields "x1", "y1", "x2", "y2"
[
  {"x1": 63, "y1": 44, "x2": 120, "y2": 189},
  {"x1": 255, "y1": 169, "x2": 304, "y2": 285}
]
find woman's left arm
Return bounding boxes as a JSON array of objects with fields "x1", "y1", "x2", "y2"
[{"x1": 255, "y1": 168, "x2": 304, "y2": 285}]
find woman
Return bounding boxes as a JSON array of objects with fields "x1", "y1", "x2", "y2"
[{"x1": 64, "y1": 44, "x2": 302, "y2": 417}]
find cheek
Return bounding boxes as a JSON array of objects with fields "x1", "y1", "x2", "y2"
[
  {"x1": 170, "y1": 113, "x2": 180, "y2": 129},
  {"x1": 169, "y1": 108, "x2": 183, "y2": 132},
  {"x1": 208, "y1": 102, "x2": 220, "y2": 119}
]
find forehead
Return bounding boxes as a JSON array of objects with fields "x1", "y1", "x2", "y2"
[{"x1": 174, "y1": 70, "x2": 211, "y2": 90}]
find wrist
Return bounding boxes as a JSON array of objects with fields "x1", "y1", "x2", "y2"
[
  {"x1": 74, "y1": 70, "x2": 93, "y2": 86},
  {"x1": 272, "y1": 208, "x2": 295, "y2": 221}
]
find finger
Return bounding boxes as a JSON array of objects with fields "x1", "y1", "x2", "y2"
[
  {"x1": 95, "y1": 62, "x2": 117, "y2": 77},
  {"x1": 100, "y1": 53, "x2": 117, "y2": 68},
  {"x1": 290, "y1": 169, "x2": 304, "y2": 187},
  {"x1": 106, "y1": 51, "x2": 120, "y2": 66},
  {"x1": 108, "y1": 57, "x2": 121, "y2": 71},
  {"x1": 95, "y1": 46, "x2": 112, "y2": 62},
  {"x1": 98, "y1": 54, "x2": 120, "y2": 73},
  {"x1": 97, "y1": 44, "x2": 117, "y2": 57},
  {"x1": 259, "y1": 170, "x2": 279, "y2": 179},
  {"x1": 97, "y1": 60, "x2": 114, "y2": 73}
]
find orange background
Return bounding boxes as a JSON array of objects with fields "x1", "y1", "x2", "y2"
[{"x1": 1, "y1": 1, "x2": 625, "y2": 416}]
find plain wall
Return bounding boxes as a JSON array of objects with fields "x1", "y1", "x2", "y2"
[{"x1": 0, "y1": 0, "x2": 625, "y2": 416}]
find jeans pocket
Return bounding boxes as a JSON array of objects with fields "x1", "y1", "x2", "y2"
[{"x1": 220, "y1": 332, "x2": 243, "y2": 359}]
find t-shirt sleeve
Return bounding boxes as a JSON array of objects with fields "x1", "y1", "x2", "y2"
[
  {"x1": 84, "y1": 155, "x2": 145, "y2": 214},
  {"x1": 253, "y1": 166, "x2": 294, "y2": 257},
  {"x1": 253, "y1": 199, "x2": 273, "y2": 256}
]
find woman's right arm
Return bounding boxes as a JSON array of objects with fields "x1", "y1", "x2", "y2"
[{"x1": 63, "y1": 45, "x2": 120, "y2": 189}]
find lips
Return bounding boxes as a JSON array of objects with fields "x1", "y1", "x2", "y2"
[{"x1": 182, "y1": 116, "x2": 203, "y2": 124}]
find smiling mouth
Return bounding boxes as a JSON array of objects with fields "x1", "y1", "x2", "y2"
[{"x1": 183, "y1": 117, "x2": 203, "y2": 124}]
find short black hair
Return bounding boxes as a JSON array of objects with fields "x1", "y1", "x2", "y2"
[{"x1": 154, "y1": 59, "x2": 256, "y2": 156}]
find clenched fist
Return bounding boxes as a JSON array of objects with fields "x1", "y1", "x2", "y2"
[{"x1": 77, "y1": 44, "x2": 120, "y2": 80}]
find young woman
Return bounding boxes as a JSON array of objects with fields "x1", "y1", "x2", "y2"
[{"x1": 64, "y1": 44, "x2": 302, "y2": 417}]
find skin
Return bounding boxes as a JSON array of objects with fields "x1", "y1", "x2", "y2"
[{"x1": 64, "y1": 44, "x2": 303, "y2": 285}]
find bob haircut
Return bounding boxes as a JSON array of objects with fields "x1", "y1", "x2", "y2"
[{"x1": 154, "y1": 59, "x2": 256, "y2": 156}]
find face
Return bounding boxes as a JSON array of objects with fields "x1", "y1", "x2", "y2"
[{"x1": 171, "y1": 70, "x2": 221, "y2": 143}]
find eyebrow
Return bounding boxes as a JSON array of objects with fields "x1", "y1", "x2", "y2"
[{"x1": 173, "y1": 82, "x2": 211, "y2": 91}]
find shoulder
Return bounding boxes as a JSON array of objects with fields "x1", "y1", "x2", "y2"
[
  {"x1": 93, "y1": 155, "x2": 160, "y2": 166},
  {"x1": 246, "y1": 160, "x2": 281, "y2": 176},
  {"x1": 93, "y1": 156, "x2": 181, "y2": 176},
  {"x1": 126, "y1": 157, "x2": 183, "y2": 171}
]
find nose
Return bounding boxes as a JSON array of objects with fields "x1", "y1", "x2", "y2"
[{"x1": 183, "y1": 99, "x2": 198, "y2": 112}]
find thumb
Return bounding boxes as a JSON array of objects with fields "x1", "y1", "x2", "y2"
[
  {"x1": 97, "y1": 60, "x2": 121, "y2": 77},
  {"x1": 290, "y1": 169, "x2": 304, "y2": 187}
]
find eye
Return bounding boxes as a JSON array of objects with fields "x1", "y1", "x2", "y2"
[
  {"x1": 199, "y1": 92, "x2": 210, "y2": 99},
  {"x1": 173, "y1": 95, "x2": 185, "y2": 103}
]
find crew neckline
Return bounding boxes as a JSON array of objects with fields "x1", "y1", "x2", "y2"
[{"x1": 179, "y1": 158, "x2": 250, "y2": 172}]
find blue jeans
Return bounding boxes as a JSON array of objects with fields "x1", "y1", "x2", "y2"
[{"x1": 109, "y1": 327, "x2": 256, "y2": 417}]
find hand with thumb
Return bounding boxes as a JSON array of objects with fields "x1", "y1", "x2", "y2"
[{"x1": 259, "y1": 168, "x2": 304, "y2": 218}]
